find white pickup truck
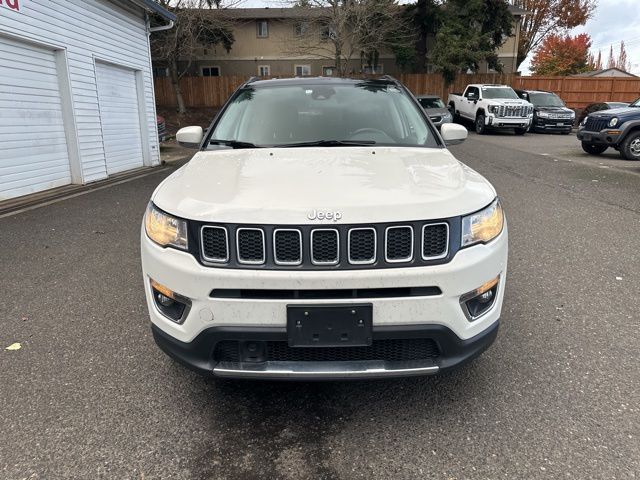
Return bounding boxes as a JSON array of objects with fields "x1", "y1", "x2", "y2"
[{"x1": 448, "y1": 84, "x2": 533, "y2": 135}]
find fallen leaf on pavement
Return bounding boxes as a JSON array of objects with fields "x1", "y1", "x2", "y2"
[{"x1": 5, "y1": 343, "x2": 21, "y2": 351}]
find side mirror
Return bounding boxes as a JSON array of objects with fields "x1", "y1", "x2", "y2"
[
  {"x1": 176, "y1": 126, "x2": 204, "y2": 149},
  {"x1": 440, "y1": 123, "x2": 468, "y2": 146}
]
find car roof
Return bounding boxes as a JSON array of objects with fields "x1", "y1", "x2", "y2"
[
  {"x1": 245, "y1": 76, "x2": 399, "y2": 89},
  {"x1": 517, "y1": 89, "x2": 557, "y2": 95}
]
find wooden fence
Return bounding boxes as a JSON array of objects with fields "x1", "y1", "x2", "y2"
[{"x1": 154, "y1": 73, "x2": 640, "y2": 110}]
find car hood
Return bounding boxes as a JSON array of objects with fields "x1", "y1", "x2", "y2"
[
  {"x1": 591, "y1": 107, "x2": 639, "y2": 120},
  {"x1": 152, "y1": 147, "x2": 497, "y2": 224},
  {"x1": 424, "y1": 107, "x2": 450, "y2": 117},
  {"x1": 535, "y1": 106, "x2": 573, "y2": 114},
  {"x1": 488, "y1": 99, "x2": 532, "y2": 107}
]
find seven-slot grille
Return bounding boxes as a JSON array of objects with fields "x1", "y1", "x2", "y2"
[
  {"x1": 200, "y1": 222, "x2": 450, "y2": 269},
  {"x1": 584, "y1": 117, "x2": 609, "y2": 132}
]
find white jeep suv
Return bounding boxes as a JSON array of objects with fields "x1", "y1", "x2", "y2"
[{"x1": 141, "y1": 77, "x2": 508, "y2": 380}]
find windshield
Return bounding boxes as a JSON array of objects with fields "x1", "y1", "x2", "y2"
[
  {"x1": 419, "y1": 97, "x2": 445, "y2": 109},
  {"x1": 528, "y1": 92, "x2": 564, "y2": 107},
  {"x1": 629, "y1": 98, "x2": 640, "y2": 107},
  {"x1": 209, "y1": 82, "x2": 438, "y2": 148},
  {"x1": 481, "y1": 87, "x2": 520, "y2": 100}
]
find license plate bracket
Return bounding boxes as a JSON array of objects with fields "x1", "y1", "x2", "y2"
[{"x1": 287, "y1": 304, "x2": 373, "y2": 347}]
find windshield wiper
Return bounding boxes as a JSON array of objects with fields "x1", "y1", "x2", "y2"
[
  {"x1": 209, "y1": 139, "x2": 259, "y2": 149},
  {"x1": 273, "y1": 139, "x2": 377, "y2": 148}
]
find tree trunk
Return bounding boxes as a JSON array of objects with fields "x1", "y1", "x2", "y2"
[
  {"x1": 335, "y1": 44, "x2": 343, "y2": 76},
  {"x1": 169, "y1": 59, "x2": 186, "y2": 115},
  {"x1": 414, "y1": 0, "x2": 428, "y2": 73}
]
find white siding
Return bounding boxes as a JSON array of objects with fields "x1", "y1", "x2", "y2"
[
  {"x1": 96, "y1": 61, "x2": 144, "y2": 174},
  {"x1": 0, "y1": 0, "x2": 160, "y2": 190},
  {"x1": 0, "y1": 36, "x2": 71, "y2": 199}
]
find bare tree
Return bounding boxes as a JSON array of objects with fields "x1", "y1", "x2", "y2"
[
  {"x1": 151, "y1": 0, "x2": 238, "y2": 113},
  {"x1": 280, "y1": 0, "x2": 413, "y2": 76}
]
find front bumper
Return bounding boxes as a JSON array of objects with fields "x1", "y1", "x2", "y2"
[
  {"x1": 486, "y1": 115, "x2": 531, "y2": 129},
  {"x1": 577, "y1": 128, "x2": 622, "y2": 145},
  {"x1": 151, "y1": 320, "x2": 499, "y2": 379},
  {"x1": 142, "y1": 225, "x2": 507, "y2": 378},
  {"x1": 532, "y1": 118, "x2": 573, "y2": 132}
]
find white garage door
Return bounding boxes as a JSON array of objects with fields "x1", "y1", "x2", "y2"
[
  {"x1": 0, "y1": 37, "x2": 71, "y2": 201},
  {"x1": 95, "y1": 62, "x2": 144, "y2": 175}
]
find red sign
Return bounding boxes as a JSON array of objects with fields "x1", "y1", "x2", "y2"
[{"x1": 0, "y1": 0, "x2": 20, "y2": 11}]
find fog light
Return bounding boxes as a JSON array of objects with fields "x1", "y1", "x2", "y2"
[
  {"x1": 150, "y1": 279, "x2": 191, "y2": 323},
  {"x1": 460, "y1": 276, "x2": 499, "y2": 321}
]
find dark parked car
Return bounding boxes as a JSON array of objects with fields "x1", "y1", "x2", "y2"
[
  {"x1": 577, "y1": 97, "x2": 640, "y2": 160},
  {"x1": 577, "y1": 102, "x2": 630, "y2": 125},
  {"x1": 416, "y1": 94, "x2": 453, "y2": 128},
  {"x1": 515, "y1": 89, "x2": 575, "y2": 134},
  {"x1": 157, "y1": 115, "x2": 167, "y2": 143}
]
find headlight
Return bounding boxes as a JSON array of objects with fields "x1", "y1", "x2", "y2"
[
  {"x1": 569, "y1": 111, "x2": 576, "y2": 118},
  {"x1": 144, "y1": 202, "x2": 188, "y2": 250},
  {"x1": 608, "y1": 117, "x2": 618, "y2": 127},
  {"x1": 580, "y1": 116, "x2": 588, "y2": 126},
  {"x1": 538, "y1": 111, "x2": 550, "y2": 118},
  {"x1": 461, "y1": 199, "x2": 504, "y2": 247},
  {"x1": 488, "y1": 105, "x2": 498, "y2": 114}
]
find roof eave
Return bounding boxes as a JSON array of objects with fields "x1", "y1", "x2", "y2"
[{"x1": 129, "y1": 0, "x2": 177, "y2": 21}]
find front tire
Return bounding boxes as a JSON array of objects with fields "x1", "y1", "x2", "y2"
[
  {"x1": 581, "y1": 142, "x2": 608, "y2": 155},
  {"x1": 514, "y1": 127, "x2": 527, "y2": 136},
  {"x1": 619, "y1": 131, "x2": 640, "y2": 161},
  {"x1": 475, "y1": 114, "x2": 487, "y2": 135}
]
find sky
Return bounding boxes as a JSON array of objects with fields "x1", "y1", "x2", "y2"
[{"x1": 218, "y1": 0, "x2": 640, "y2": 75}]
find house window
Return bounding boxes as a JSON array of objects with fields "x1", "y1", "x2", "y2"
[
  {"x1": 295, "y1": 65, "x2": 311, "y2": 76},
  {"x1": 322, "y1": 66, "x2": 336, "y2": 76},
  {"x1": 321, "y1": 26, "x2": 336, "y2": 41},
  {"x1": 363, "y1": 65, "x2": 383, "y2": 74},
  {"x1": 258, "y1": 65, "x2": 270, "y2": 77},
  {"x1": 257, "y1": 20, "x2": 269, "y2": 38},
  {"x1": 202, "y1": 66, "x2": 220, "y2": 77},
  {"x1": 294, "y1": 22, "x2": 309, "y2": 36},
  {"x1": 152, "y1": 67, "x2": 169, "y2": 78}
]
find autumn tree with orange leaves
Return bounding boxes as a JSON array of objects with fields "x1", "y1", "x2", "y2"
[
  {"x1": 512, "y1": 0, "x2": 597, "y2": 70},
  {"x1": 530, "y1": 33, "x2": 592, "y2": 75}
]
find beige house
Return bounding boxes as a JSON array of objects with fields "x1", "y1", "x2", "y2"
[{"x1": 156, "y1": 6, "x2": 527, "y2": 78}]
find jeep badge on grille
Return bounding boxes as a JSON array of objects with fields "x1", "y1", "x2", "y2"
[{"x1": 308, "y1": 209, "x2": 342, "y2": 222}]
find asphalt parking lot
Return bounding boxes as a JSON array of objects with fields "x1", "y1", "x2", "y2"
[{"x1": 1, "y1": 132, "x2": 639, "y2": 479}]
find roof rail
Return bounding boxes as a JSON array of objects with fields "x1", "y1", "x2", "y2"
[
  {"x1": 378, "y1": 75, "x2": 402, "y2": 86},
  {"x1": 243, "y1": 76, "x2": 261, "y2": 86}
]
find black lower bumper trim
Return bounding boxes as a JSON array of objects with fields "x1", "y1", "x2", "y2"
[{"x1": 151, "y1": 321, "x2": 499, "y2": 379}]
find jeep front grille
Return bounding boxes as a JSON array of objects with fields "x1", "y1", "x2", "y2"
[
  {"x1": 197, "y1": 221, "x2": 452, "y2": 270},
  {"x1": 584, "y1": 117, "x2": 608, "y2": 132}
]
